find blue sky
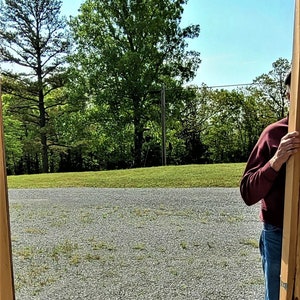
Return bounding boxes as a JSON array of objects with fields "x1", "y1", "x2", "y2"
[{"x1": 61, "y1": 0, "x2": 295, "y2": 87}]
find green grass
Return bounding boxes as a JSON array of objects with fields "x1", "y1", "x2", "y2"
[{"x1": 7, "y1": 163, "x2": 246, "y2": 189}]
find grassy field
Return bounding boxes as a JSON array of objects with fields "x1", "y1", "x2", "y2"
[{"x1": 7, "y1": 163, "x2": 246, "y2": 189}]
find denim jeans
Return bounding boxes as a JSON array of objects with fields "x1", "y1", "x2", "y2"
[{"x1": 259, "y1": 223, "x2": 283, "y2": 300}]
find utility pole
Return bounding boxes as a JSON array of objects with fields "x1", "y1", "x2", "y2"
[
  {"x1": 0, "y1": 78, "x2": 15, "y2": 299},
  {"x1": 161, "y1": 84, "x2": 166, "y2": 166}
]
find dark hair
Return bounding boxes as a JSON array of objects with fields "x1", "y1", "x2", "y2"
[{"x1": 284, "y1": 71, "x2": 291, "y2": 86}]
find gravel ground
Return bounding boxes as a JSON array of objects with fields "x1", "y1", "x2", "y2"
[{"x1": 8, "y1": 188, "x2": 264, "y2": 300}]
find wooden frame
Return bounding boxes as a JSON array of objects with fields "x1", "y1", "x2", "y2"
[
  {"x1": 0, "y1": 78, "x2": 15, "y2": 299},
  {"x1": 280, "y1": 1, "x2": 300, "y2": 299}
]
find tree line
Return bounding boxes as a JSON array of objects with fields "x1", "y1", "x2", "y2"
[{"x1": 0, "y1": 0, "x2": 291, "y2": 174}]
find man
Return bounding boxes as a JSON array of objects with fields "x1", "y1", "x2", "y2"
[{"x1": 240, "y1": 71, "x2": 300, "y2": 300}]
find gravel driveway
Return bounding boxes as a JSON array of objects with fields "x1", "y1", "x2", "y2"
[{"x1": 8, "y1": 188, "x2": 264, "y2": 300}]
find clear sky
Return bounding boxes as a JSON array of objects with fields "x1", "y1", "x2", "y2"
[{"x1": 61, "y1": 0, "x2": 295, "y2": 87}]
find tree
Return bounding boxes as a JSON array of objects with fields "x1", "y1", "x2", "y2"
[
  {"x1": 173, "y1": 85, "x2": 214, "y2": 164},
  {"x1": 199, "y1": 89, "x2": 244, "y2": 162},
  {"x1": 1, "y1": 94, "x2": 23, "y2": 174},
  {"x1": 69, "y1": 0, "x2": 201, "y2": 167},
  {"x1": 0, "y1": 0, "x2": 71, "y2": 172},
  {"x1": 251, "y1": 58, "x2": 291, "y2": 120}
]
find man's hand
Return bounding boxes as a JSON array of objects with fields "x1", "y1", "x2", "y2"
[{"x1": 270, "y1": 131, "x2": 300, "y2": 172}]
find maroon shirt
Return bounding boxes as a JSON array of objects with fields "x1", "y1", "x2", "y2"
[{"x1": 240, "y1": 117, "x2": 288, "y2": 228}]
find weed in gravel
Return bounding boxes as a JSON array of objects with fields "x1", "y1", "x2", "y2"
[
  {"x1": 104, "y1": 269, "x2": 117, "y2": 278},
  {"x1": 227, "y1": 215, "x2": 244, "y2": 223},
  {"x1": 177, "y1": 226, "x2": 185, "y2": 232},
  {"x1": 193, "y1": 241, "x2": 201, "y2": 247},
  {"x1": 199, "y1": 217, "x2": 209, "y2": 224},
  {"x1": 242, "y1": 277, "x2": 264, "y2": 286},
  {"x1": 136, "y1": 222, "x2": 145, "y2": 228},
  {"x1": 133, "y1": 243, "x2": 146, "y2": 251},
  {"x1": 50, "y1": 240, "x2": 79, "y2": 261},
  {"x1": 239, "y1": 250, "x2": 248, "y2": 256},
  {"x1": 168, "y1": 267, "x2": 179, "y2": 276},
  {"x1": 50, "y1": 211, "x2": 69, "y2": 227},
  {"x1": 80, "y1": 211, "x2": 94, "y2": 224},
  {"x1": 241, "y1": 238, "x2": 259, "y2": 248},
  {"x1": 180, "y1": 241, "x2": 188, "y2": 249},
  {"x1": 11, "y1": 235, "x2": 19, "y2": 242},
  {"x1": 113, "y1": 205, "x2": 120, "y2": 212},
  {"x1": 10, "y1": 203, "x2": 23, "y2": 212},
  {"x1": 24, "y1": 227, "x2": 46, "y2": 235},
  {"x1": 136, "y1": 254, "x2": 147, "y2": 261},
  {"x1": 220, "y1": 260, "x2": 229, "y2": 268},
  {"x1": 14, "y1": 246, "x2": 35, "y2": 260},
  {"x1": 199, "y1": 210, "x2": 211, "y2": 223},
  {"x1": 92, "y1": 241, "x2": 116, "y2": 251},
  {"x1": 132, "y1": 208, "x2": 153, "y2": 218},
  {"x1": 220, "y1": 211, "x2": 244, "y2": 223},
  {"x1": 51, "y1": 218, "x2": 67, "y2": 227},
  {"x1": 69, "y1": 253, "x2": 81, "y2": 265},
  {"x1": 132, "y1": 207, "x2": 192, "y2": 220},
  {"x1": 15, "y1": 263, "x2": 56, "y2": 295},
  {"x1": 85, "y1": 253, "x2": 102, "y2": 261},
  {"x1": 157, "y1": 246, "x2": 167, "y2": 253},
  {"x1": 154, "y1": 207, "x2": 192, "y2": 217}
]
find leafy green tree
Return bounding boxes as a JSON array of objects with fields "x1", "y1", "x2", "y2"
[
  {"x1": 69, "y1": 0, "x2": 201, "y2": 167},
  {"x1": 170, "y1": 85, "x2": 213, "y2": 163},
  {"x1": 200, "y1": 89, "x2": 245, "y2": 162},
  {"x1": 1, "y1": 94, "x2": 23, "y2": 174},
  {"x1": 251, "y1": 57, "x2": 290, "y2": 120},
  {"x1": 0, "y1": 0, "x2": 71, "y2": 172},
  {"x1": 199, "y1": 58, "x2": 290, "y2": 163}
]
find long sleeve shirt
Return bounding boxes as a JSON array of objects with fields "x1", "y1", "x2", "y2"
[{"x1": 240, "y1": 117, "x2": 288, "y2": 228}]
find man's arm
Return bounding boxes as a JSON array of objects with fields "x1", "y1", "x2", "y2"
[{"x1": 240, "y1": 131, "x2": 300, "y2": 206}]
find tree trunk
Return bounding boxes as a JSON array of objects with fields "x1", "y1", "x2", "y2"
[
  {"x1": 38, "y1": 82, "x2": 48, "y2": 173},
  {"x1": 133, "y1": 124, "x2": 143, "y2": 168},
  {"x1": 40, "y1": 131, "x2": 48, "y2": 173},
  {"x1": 133, "y1": 96, "x2": 143, "y2": 168}
]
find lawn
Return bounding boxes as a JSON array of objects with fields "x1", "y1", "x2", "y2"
[{"x1": 7, "y1": 163, "x2": 246, "y2": 189}]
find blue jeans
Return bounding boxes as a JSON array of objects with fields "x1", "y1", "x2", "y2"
[{"x1": 259, "y1": 223, "x2": 283, "y2": 300}]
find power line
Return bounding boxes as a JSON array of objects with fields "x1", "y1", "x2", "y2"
[
  {"x1": 207, "y1": 83, "x2": 254, "y2": 89},
  {"x1": 149, "y1": 82, "x2": 257, "y2": 94}
]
